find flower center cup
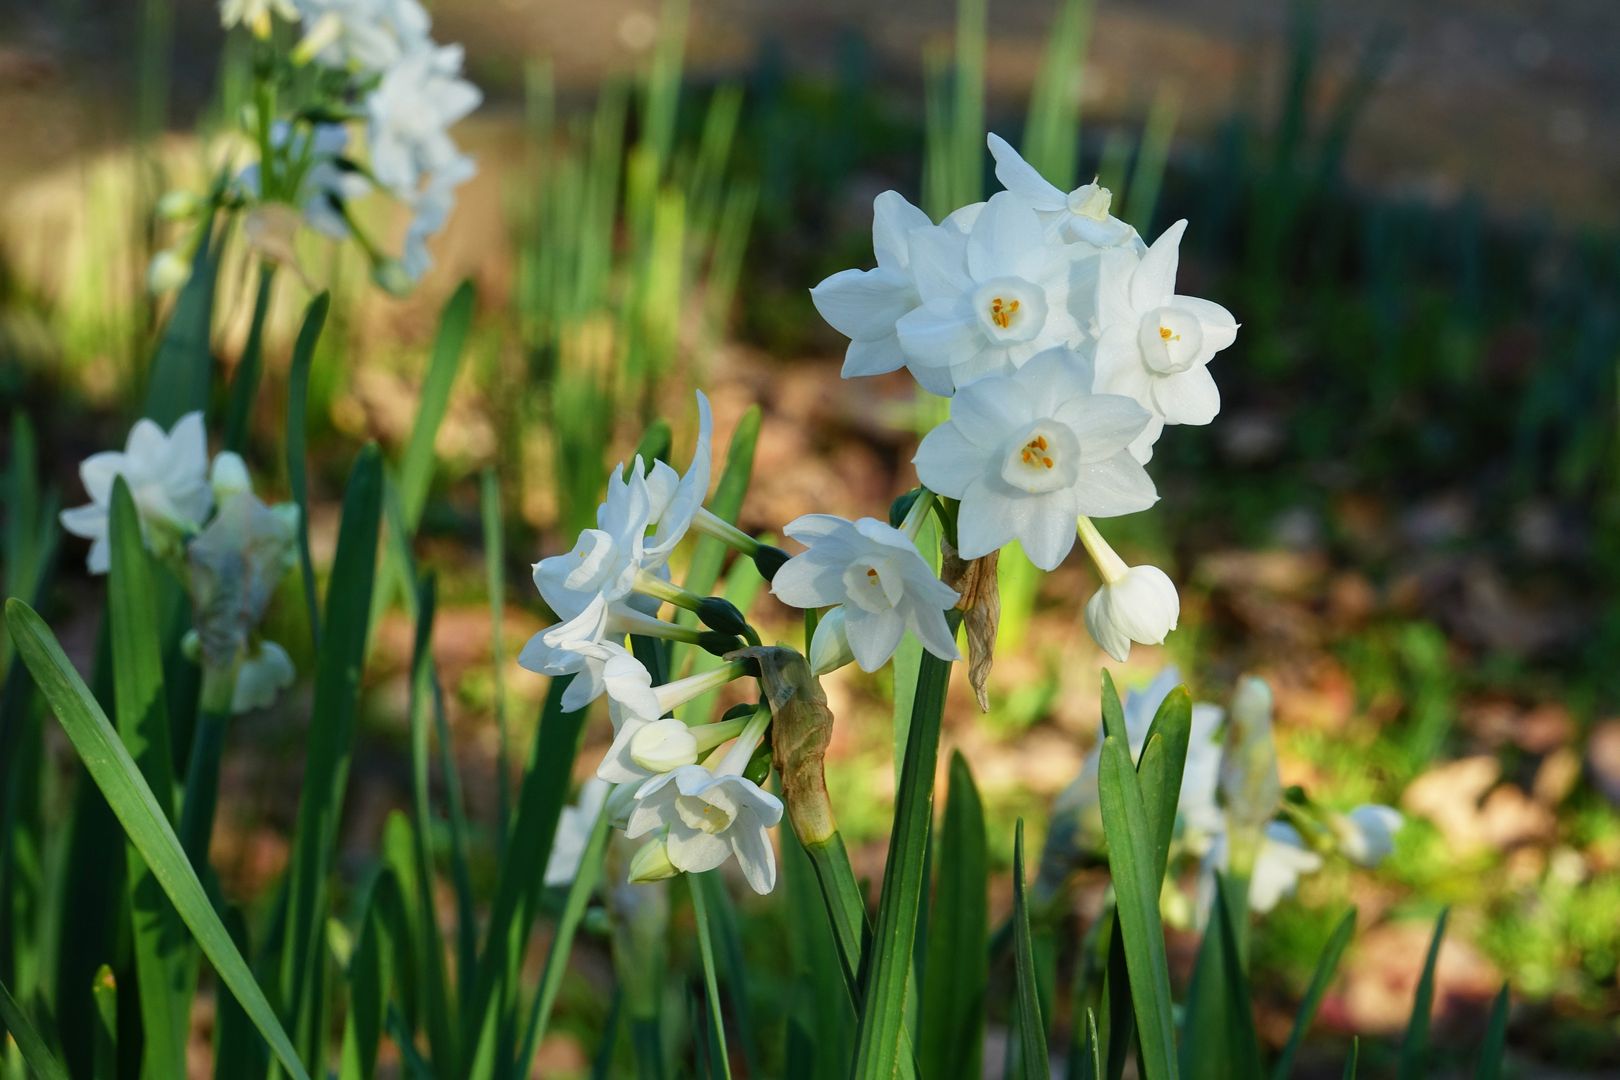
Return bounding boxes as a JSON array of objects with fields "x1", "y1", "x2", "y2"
[
  {"x1": 843, "y1": 557, "x2": 904, "y2": 613},
  {"x1": 1137, "y1": 306, "x2": 1205, "y2": 375},
  {"x1": 1001, "y1": 423, "x2": 1081, "y2": 494},
  {"x1": 1067, "y1": 183, "x2": 1113, "y2": 220},
  {"x1": 973, "y1": 277, "x2": 1048, "y2": 343},
  {"x1": 676, "y1": 791, "x2": 738, "y2": 835}
]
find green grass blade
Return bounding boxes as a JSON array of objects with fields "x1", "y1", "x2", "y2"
[
  {"x1": 515, "y1": 798, "x2": 612, "y2": 1076},
  {"x1": 689, "y1": 876, "x2": 733, "y2": 1080},
  {"x1": 285, "y1": 292, "x2": 331, "y2": 647},
  {"x1": 1096, "y1": 736, "x2": 1177, "y2": 1080},
  {"x1": 852, "y1": 615, "x2": 958, "y2": 1078},
  {"x1": 1397, "y1": 909, "x2": 1449, "y2": 1080},
  {"x1": 1271, "y1": 907, "x2": 1357, "y2": 1080},
  {"x1": 479, "y1": 468, "x2": 512, "y2": 845},
  {"x1": 339, "y1": 870, "x2": 400, "y2": 1080},
  {"x1": 143, "y1": 210, "x2": 220, "y2": 426},
  {"x1": 277, "y1": 443, "x2": 384, "y2": 1061},
  {"x1": 1180, "y1": 874, "x2": 1260, "y2": 1079},
  {"x1": 463, "y1": 677, "x2": 589, "y2": 1080},
  {"x1": 4, "y1": 599, "x2": 310, "y2": 1080},
  {"x1": 1137, "y1": 687, "x2": 1192, "y2": 881},
  {"x1": 224, "y1": 262, "x2": 277, "y2": 453},
  {"x1": 398, "y1": 280, "x2": 475, "y2": 529},
  {"x1": 1012, "y1": 820, "x2": 1051, "y2": 1079},
  {"x1": 0, "y1": 973, "x2": 68, "y2": 1080},
  {"x1": 919, "y1": 751, "x2": 987, "y2": 1076},
  {"x1": 1343, "y1": 1038, "x2": 1359, "y2": 1079},
  {"x1": 1022, "y1": 0, "x2": 1092, "y2": 188},
  {"x1": 107, "y1": 479, "x2": 188, "y2": 1077},
  {"x1": 91, "y1": 965, "x2": 117, "y2": 1080},
  {"x1": 1475, "y1": 983, "x2": 1509, "y2": 1080}
]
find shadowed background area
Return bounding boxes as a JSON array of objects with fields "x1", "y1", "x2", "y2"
[{"x1": 2, "y1": 0, "x2": 1617, "y2": 1075}]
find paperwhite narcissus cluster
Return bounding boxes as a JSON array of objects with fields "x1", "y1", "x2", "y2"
[
  {"x1": 815, "y1": 132, "x2": 1242, "y2": 660},
  {"x1": 61, "y1": 414, "x2": 301, "y2": 716},
  {"x1": 1045, "y1": 668, "x2": 1404, "y2": 922},
  {"x1": 158, "y1": 0, "x2": 480, "y2": 292}
]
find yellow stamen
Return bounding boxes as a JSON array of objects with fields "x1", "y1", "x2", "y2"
[
  {"x1": 1159, "y1": 326, "x2": 1180, "y2": 342},
  {"x1": 990, "y1": 297, "x2": 1021, "y2": 329}
]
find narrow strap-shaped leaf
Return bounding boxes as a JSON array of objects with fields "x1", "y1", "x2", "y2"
[
  {"x1": 690, "y1": 875, "x2": 734, "y2": 1080},
  {"x1": 852, "y1": 613, "x2": 958, "y2": 1077},
  {"x1": 515, "y1": 799, "x2": 612, "y2": 1076},
  {"x1": 285, "y1": 292, "x2": 330, "y2": 647},
  {"x1": 1271, "y1": 907, "x2": 1357, "y2": 1080},
  {"x1": 143, "y1": 210, "x2": 221, "y2": 425},
  {"x1": 339, "y1": 869, "x2": 400, "y2": 1080},
  {"x1": 1099, "y1": 670, "x2": 1128, "y2": 745},
  {"x1": 1096, "y1": 736, "x2": 1178, "y2": 1080},
  {"x1": 1137, "y1": 688, "x2": 1192, "y2": 881},
  {"x1": 398, "y1": 280, "x2": 475, "y2": 528},
  {"x1": 463, "y1": 677, "x2": 589, "y2": 1080},
  {"x1": 1077, "y1": 1009, "x2": 1102, "y2": 1080},
  {"x1": 108, "y1": 480, "x2": 188, "y2": 1077},
  {"x1": 278, "y1": 443, "x2": 383, "y2": 1059},
  {"x1": 693, "y1": 870, "x2": 761, "y2": 1072},
  {"x1": 783, "y1": 823, "x2": 854, "y2": 1078},
  {"x1": 1343, "y1": 1038, "x2": 1359, "y2": 1079},
  {"x1": 919, "y1": 751, "x2": 987, "y2": 1077},
  {"x1": 0, "y1": 973, "x2": 68, "y2": 1080},
  {"x1": 1012, "y1": 820, "x2": 1051, "y2": 1079},
  {"x1": 1475, "y1": 983, "x2": 1509, "y2": 1080},
  {"x1": 1397, "y1": 909, "x2": 1449, "y2": 1080},
  {"x1": 4, "y1": 599, "x2": 310, "y2": 1080},
  {"x1": 223, "y1": 262, "x2": 276, "y2": 453},
  {"x1": 1180, "y1": 874, "x2": 1261, "y2": 1079},
  {"x1": 479, "y1": 467, "x2": 512, "y2": 846},
  {"x1": 1099, "y1": 913, "x2": 1133, "y2": 1080}
]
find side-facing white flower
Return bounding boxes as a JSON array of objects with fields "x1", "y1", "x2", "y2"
[
  {"x1": 913, "y1": 346, "x2": 1156, "y2": 569},
  {"x1": 987, "y1": 133, "x2": 1141, "y2": 251},
  {"x1": 401, "y1": 153, "x2": 476, "y2": 280},
  {"x1": 294, "y1": 0, "x2": 431, "y2": 72},
  {"x1": 626, "y1": 766, "x2": 783, "y2": 895},
  {"x1": 232, "y1": 641, "x2": 296, "y2": 713},
  {"x1": 1081, "y1": 552, "x2": 1180, "y2": 663},
  {"x1": 545, "y1": 779, "x2": 610, "y2": 887},
  {"x1": 1204, "y1": 821, "x2": 1325, "y2": 915},
  {"x1": 897, "y1": 191, "x2": 1082, "y2": 391},
  {"x1": 770, "y1": 515, "x2": 960, "y2": 671},
  {"x1": 1332, "y1": 804, "x2": 1403, "y2": 867},
  {"x1": 518, "y1": 623, "x2": 630, "y2": 713},
  {"x1": 60, "y1": 412, "x2": 213, "y2": 574},
  {"x1": 366, "y1": 44, "x2": 481, "y2": 197},
  {"x1": 810, "y1": 191, "x2": 932, "y2": 382},
  {"x1": 220, "y1": 0, "x2": 298, "y2": 36},
  {"x1": 1093, "y1": 220, "x2": 1238, "y2": 461}
]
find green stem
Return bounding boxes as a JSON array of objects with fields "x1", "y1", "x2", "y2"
[
  {"x1": 178, "y1": 665, "x2": 235, "y2": 868},
  {"x1": 224, "y1": 261, "x2": 276, "y2": 454}
]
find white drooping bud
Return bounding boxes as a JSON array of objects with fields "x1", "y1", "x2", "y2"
[
  {"x1": 808, "y1": 606, "x2": 856, "y2": 676},
  {"x1": 210, "y1": 451, "x2": 253, "y2": 504},
  {"x1": 628, "y1": 718, "x2": 700, "y2": 774},
  {"x1": 1083, "y1": 565, "x2": 1180, "y2": 663},
  {"x1": 148, "y1": 249, "x2": 191, "y2": 293},
  {"x1": 1330, "y1": 804, "x2": 1403, "y2": 867}
]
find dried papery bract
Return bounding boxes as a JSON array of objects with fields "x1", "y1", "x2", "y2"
[
  {"x1": 942, "y1": 539, "x2": 999, "y2": 712},
  {"x1": 737, "y1": 645, "x2": 837, "y2": 846}
]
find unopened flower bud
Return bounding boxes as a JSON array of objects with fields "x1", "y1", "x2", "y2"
[
  {"x1": 156, "y1": 190, "x2": 203, "y2": 221},
  {"x1": 148, "y1": 249, "x2": 190, "y2": 294},
  {"x1": 371, "y1": 258, "x2": 414, "y2": 297},
  {"x1": 1330, "y1": 804, "x2": 1403, "y2": 867},
  {"x1": 210, "y1": 451, "x2": 253, "y2": 503},
  {"x1": 231, "y1": 640, "x2": 295, "y2": 714},
  {"x1": 696, "y1": 596, "x2": 750, "y2": 637},
  {"x1": 627, "y1": 837, "x2": 680, "y2": 883},
  {"x1": 1219, "y1": 676, "x2": 1282, "y2": 836},
  {"x1": 752, "y1": 544, "x2": 790, "y2": 582},
  {"x1": 808, "y1": 607, "x2": 855, "y2": 676},
  {"x1": 291, "y1": 11, "x2": 342, "y2": 66},
  {"x1": 697, "y1": 630, "x2": 744, "y2": 657},
  {"x1": 1083, "y1": 564, "x2": 1179, "y2": 662},
  {"x1": 628, "y1": 718, "x2": 699, "y2": 774}
]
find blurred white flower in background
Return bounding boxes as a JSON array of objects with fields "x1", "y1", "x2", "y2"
[
  {"x1": 545, "y1": 780, "x2": 611, "y2": 888},
  {"x1": 293, "y1": 0, "x2": 432, "y2": 72},
  {"x1": 220, "y1": 0, "x2": 298, "y2": 36},
  {"x1": 60, "y1": 412, "x2": 213, "y2": 573},
  {"x1": 231, "y1": 641, "x2": 296, "y2": 713},
  {"x1": 366, "y1": 44, "x2": 482, "y2": 196}
]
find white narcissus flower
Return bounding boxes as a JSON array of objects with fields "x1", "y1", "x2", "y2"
[
  {"x1": 220, "y1": 0, "x2": 298, "y2": 36},
  {"x1": 626, "y1": 766, "x2": 783, "y2": 895},
  {"x1": 236, "y1": 123, "x2": 370, "y2": 240},
  {"x1": 366, "y1": 44, "x2": 481, "y2": 198},
  {"x1": 986, "y1": 133, "x2": 1142, "y2": 251},
  {"x1": 517, "y1": 623, "x2": 629, "y2": 713},
  {"x1": 231, "y1": 641, "x2": 296, "y2": 713},
  {"x1": 770, "y1": 515, "x2": 960, "y2": 671},
  {"x1": 60, "y1": 412, "x2": 213, "y2": 574},
  {"x1": 293, "y1": 0, "x2": 431, "y2": 73},
  {"x1": 1082, "y1": 564, "x2": 1180, "y2": 663},
  {"x1": 913, "y1": 346, "x2": 1156, "y2": 569},
  {"x1": 810, "y1": 191, "x2": 932, "y2": 382},
  {"x1": 1203, "y1": 821, "x2": 1325, "y2": 916},
  {"x1": 402, "y1": 153, "x2": 476, "y2": 281},
  {"x1": 1332, "y1": 804, "x2": 1403, "y2": 867},
  {"x1": 1093, "y1": 219, "x2": 1239, "y2": 462},
  {"x1": 897, "y1": 191, "x2": 1082, "y2": 391},
  {"x1": 545, "y1": 779, "x2": 610, "y2": 887},
  {"x1": 186, "y1": 492, "x2": 300, "y2": 670}
]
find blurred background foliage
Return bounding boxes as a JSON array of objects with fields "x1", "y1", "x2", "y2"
[{"x1": 1, "y1": 0, "x2": 1617, "y2": 1072}]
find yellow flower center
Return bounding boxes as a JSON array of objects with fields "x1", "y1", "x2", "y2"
[
  {"x1": 1020, "y1": 434, "x2": 1055, "y2": 470},
  {"x1": 989, "y1": 296, "x2": 1021, "y2": 329}
]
